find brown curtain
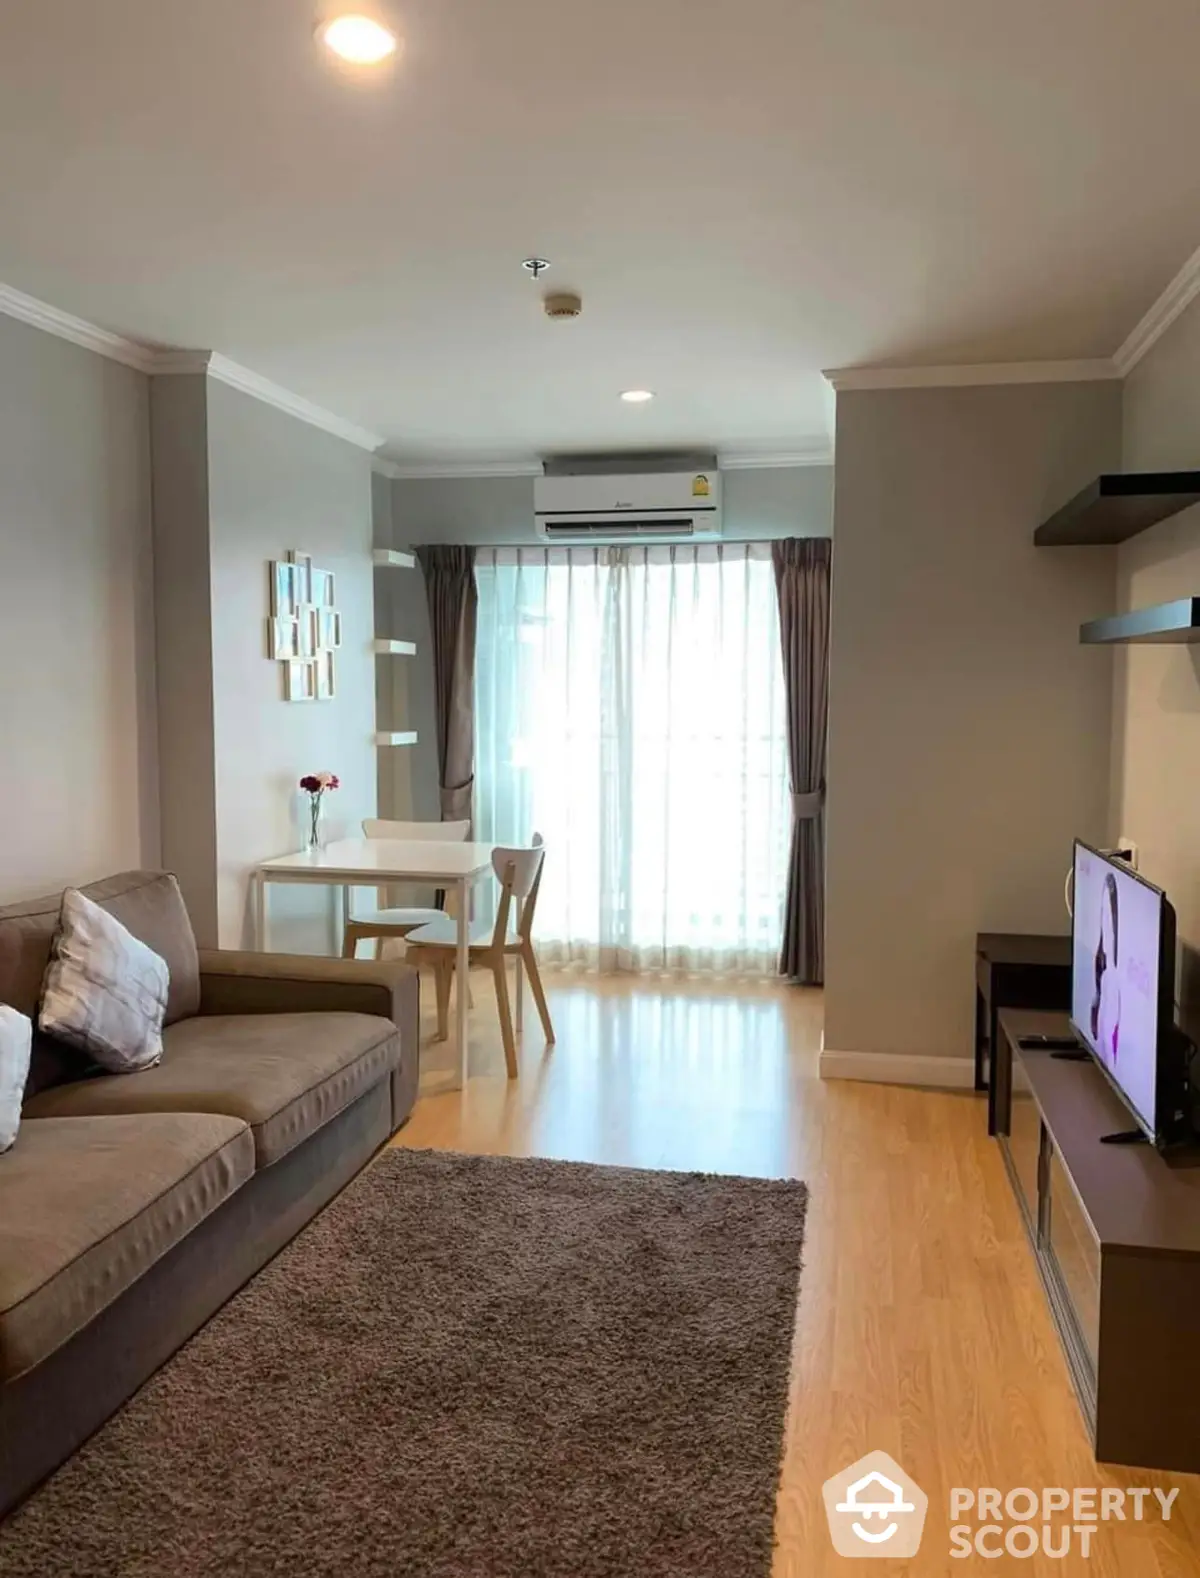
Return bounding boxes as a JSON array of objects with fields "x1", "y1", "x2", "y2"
[
  {"x1": 416, "y1": 545, "x2": 477, "y2": 825},
  {"x1": 772, "y1": 538, "x2": 831, "y2": 984}
]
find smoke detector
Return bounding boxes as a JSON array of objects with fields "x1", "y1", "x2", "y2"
[{"x1": 544, "y1": 291, "x2": 583, "y2": 320}]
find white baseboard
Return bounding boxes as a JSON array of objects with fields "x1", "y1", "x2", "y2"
[{"x1": 819, "y1": 1049, "x2": 977, "y2": 1090}]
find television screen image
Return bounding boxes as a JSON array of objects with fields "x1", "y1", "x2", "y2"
[{"x1": 1070, "y1": 843, "x2": 1165, "y2": 1135}]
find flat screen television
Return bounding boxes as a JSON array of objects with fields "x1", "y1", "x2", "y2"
[{"x1": 1070, "y1": 841, "x2": 1182, "y2": 1148}]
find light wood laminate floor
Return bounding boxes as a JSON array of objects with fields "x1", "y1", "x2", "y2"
[{"x1": 394, "y1": 971, "x2": 1200, "y2": 1576}]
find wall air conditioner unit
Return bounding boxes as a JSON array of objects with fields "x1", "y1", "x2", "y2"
[{"x1": 534, "y1": 454, "x2": 722, "y2": 543}]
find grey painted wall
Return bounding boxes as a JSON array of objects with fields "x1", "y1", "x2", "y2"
[
  {"x1": 1111, "y1": 295, "x2": 1200, "y2": 1029},
  {"x1": 825, "y1": 382, "x2": 1122, "y2": 1065},
  {"x1": 373, "y1": 474, "x2": 439, "y2": 829},
  {"x1": 389, "y1": 464, "x2": 834, "y2": 546},
  {"x1": 372, "y1": 473, "x2": 404, "y2": 827},
  {"x1": 206, "y1": 382, "x2": 378, "y2": 950},
  {"x1": 724, "y1": 466, "x2": 834, "y2": 539},
  {"x1": 152, "y1": 377, "x2": 378, "y2": 949},
  {"x1": 0, "y1": 314, "x2": 157, "y2": 901},
  {"x1": 151, "y1": 374, "x2": 218, "y2": 941},
  {"x1": 392, "y1": 475, "x2": 541, "y2": 547}
]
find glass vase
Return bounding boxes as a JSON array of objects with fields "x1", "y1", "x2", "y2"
[{"x1": 306, "y1": 795, "x2": 323, "y2": 852}]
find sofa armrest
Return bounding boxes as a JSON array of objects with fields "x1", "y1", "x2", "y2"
[{"x1": 197, "y1": 950, "x2": 417, "y2": 1032}]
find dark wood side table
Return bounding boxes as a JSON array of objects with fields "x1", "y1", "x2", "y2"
[{"x1": 976, "y1": 933, "x2": 1071, "y2": 1135}]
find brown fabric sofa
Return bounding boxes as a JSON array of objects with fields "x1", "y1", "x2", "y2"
[{"x1": 0, "y1": 871, "x2": 419, "y2": 1516}]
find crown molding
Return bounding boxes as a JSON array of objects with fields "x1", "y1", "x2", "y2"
[
  {"x1": 1114, "y1": 242, "x2": 1200, "y2": 377},
  {"x1": 0, "y1": 281, "x2": 158, "y2": 372},
  {"x1": 383, "y1": 459, "x2": 545, "y2": 479},
  {"x1": 0, "y1": 280, "x2": 384, "y2": 452},
  {"x1": 24, "y1": 265, "x2": 1200, "y2": 462},
  {"x1": 824, "y1": 358, "x2": 1120, "y2": 392},
  {"x1": 382, "y1": 450, "x2": 835, "y2": 479},
  {"x1": 718, "y1": 445, "x2": 832, "y2": 469},
  {"x1": 201, "y1": 354, "x2": 384, "y2": 452},
  {"x1": 152, "y1": 349, "x2": 384, "y2": 451},
  {"x1": 149, "y1": 349, "x2": 214, "y2": 376},
  {"x1": 152, "y1": 349, "x2": 383, "y2": 451}
]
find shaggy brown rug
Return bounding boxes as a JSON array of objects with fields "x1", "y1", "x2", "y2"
[{"x1": 0, "y1": 1148, "x2": 807, "y2": 1578}]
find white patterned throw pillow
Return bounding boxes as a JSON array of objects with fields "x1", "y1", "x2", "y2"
[
  {"x1": 0, "y1": 1006, "x2": 32, "y2": 1152},
  {"x1": 40, "y1": 889, "x2": 168, "y2": 1073}
]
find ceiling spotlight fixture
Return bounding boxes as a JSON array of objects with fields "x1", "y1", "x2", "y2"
[
  {"x1": 620, "y1": 389, "x2": 655, "y2": 404},
  {"x1": 319, "y1": 14, "x2": 399, "y2": 64},
  {"x1": 522, "y1": 257, "x2": 551, "y2": 279}
]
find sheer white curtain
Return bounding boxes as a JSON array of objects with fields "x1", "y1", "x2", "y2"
[{"x1": 475, "y1": 543, "x2": 790, "y2": 974}]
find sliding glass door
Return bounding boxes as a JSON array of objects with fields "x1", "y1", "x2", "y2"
[{"x1": 475, "y1": 543, "x2": 789, "y2": 975}]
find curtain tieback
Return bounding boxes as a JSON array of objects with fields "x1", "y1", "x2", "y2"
[
  {"x1": 791, "y1": 789, "x2": 824, "y2": 820},
  {"x1": 440, "y1": 778, "x2": 475, "y2": 822}
]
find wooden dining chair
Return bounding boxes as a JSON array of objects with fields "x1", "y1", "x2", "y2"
[
  {"x1": 403, "y1": 836, "x2": 554, "y2": 1079},
  {"x1": 341, "y1": 818, "x2": 470, "y2": 959}
]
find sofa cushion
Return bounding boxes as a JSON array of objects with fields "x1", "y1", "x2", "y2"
[
  {"x1": 40, "y1": 890, "x2": 169, "y2": 1073},
  {"x1": 22, "y1": 1012, "x2": 400, "y2": 1168},
  {"x1": 0, "y1": 1112, "x2": 253, "y2": 1380},
  {"x1": 0, "y1": 872, "x2": 201, "y2": 1099},
  {"x1": 0, "y1": 1008, "x2": 32, "y2": 1153}
]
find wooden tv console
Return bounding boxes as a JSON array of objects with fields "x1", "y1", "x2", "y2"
[{"x1": 996, "y1": 1009, "x2": 1200, "y2": 1471}]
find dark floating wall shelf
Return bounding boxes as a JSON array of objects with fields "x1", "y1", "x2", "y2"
[
  {"x1": 1035, "y1": 472, "x2": 1200, "y2": 546},
  {"x1": 1080, "y1": 598, "x2": 1200, "y2": 645}
]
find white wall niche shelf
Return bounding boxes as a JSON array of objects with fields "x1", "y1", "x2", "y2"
[
  {"x1": 371, "y1": 639, "x2": 418, "y2": 655},
  {"x1": 374, "y1": 731, "x2": 419, "y2": 747},
  {"x1": 372, "y1": 549, "x2": 416, "y2": 569}
]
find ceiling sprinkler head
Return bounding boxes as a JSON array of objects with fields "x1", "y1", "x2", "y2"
[{"x1": 522, "y1": 257, "x2": 551, "y2": 280}]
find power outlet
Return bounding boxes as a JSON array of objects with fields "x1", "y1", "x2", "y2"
[{"x1": 1114, "y1": 839, "x2": 1139, "y2": 871}]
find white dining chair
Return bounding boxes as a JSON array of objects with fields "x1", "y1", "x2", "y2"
[
  {"x1": 403, "y1": 835, "x2": 553, "y2": 1079},
  {"x1": 341, "y1": 818, "x2": 470, "y2": 959}
]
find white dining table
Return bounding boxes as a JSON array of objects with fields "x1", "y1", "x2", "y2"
[{"x1": 253, "y1": 838, "x2": 496, "y2": 1090}]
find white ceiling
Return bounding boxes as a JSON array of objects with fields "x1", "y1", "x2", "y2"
[{"x1": 2, "y1": 0, "x2": 1200, "y2": 464}]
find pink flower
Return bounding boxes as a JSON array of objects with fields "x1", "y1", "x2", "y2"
[{"x1": 299, "y1": 772, "x2": 339, "y2": 795}]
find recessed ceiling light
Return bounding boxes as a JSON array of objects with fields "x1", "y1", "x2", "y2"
[
  {"x1": 620, "y1": 389, "x2": 655, "y2": 404},
  {"x1": 319, "y1": 14, "x2": 399, "y2": 64}
]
